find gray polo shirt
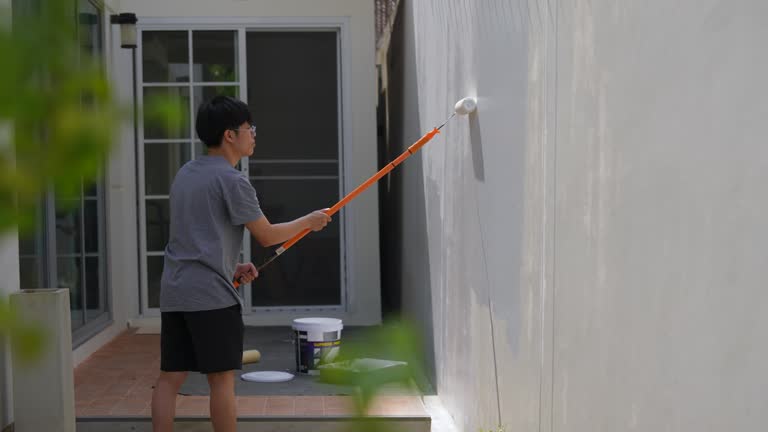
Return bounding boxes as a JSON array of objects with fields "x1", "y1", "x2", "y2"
[{"x1": 160, "y1": 155, "x2": 263, "y2": 312}]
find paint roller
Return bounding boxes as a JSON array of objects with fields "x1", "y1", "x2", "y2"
[
  {"x1": 234, "y1": 97, "x2": 478, "y2": 287},
  {"x1": 242, "y1": 349, "x2": 261, "y2": 365}
]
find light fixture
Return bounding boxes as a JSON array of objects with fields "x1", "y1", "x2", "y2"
[{"x1": 110, "y1": 13, "x2": 138, "y2": 49}]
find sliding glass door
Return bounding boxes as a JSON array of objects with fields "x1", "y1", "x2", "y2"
[
  {"x1": 246, "y1": 31, "x2": 343, "y2": 308},
  {"x1": 137, "y1": 24, "x2": 345, "y2": 315}
]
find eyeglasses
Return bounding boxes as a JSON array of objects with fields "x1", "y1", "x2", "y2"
[{"x1": 230, "y1": 125, "x2": 256, "y2": 136}]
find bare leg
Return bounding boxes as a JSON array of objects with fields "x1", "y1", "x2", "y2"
[
  {"x1": 208, "y1": 370, "x2": 237, "y2": 432},
  {"x1": 151, "y1": 371, "x2": 188, "y2": 432}
]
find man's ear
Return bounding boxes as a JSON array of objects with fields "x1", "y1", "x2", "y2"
[{"x1": 222, "y1": 129, "x2": 234, "y2": 144}]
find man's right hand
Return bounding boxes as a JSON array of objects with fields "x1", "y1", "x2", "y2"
[{"x1": 305, "y1": 209, "x2": 332, "y2": 231}]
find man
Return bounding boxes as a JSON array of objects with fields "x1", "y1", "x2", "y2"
[{"x1": 151, "y1": 95, "x2": 331, "y2": 432}]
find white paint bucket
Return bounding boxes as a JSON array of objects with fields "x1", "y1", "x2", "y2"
[{"x1": 292, "y1": 317, "x2": 343, "y2": 375}]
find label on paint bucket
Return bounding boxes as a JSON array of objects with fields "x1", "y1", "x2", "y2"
[{"x1": 294, "y1": 326, "x2": 342, "y2": 375}]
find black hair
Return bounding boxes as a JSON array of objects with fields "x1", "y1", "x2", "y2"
[{"x1": 195, "y1": 95, "x2": 253, "y2": 148}]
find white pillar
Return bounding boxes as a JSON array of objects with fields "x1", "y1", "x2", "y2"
[
  {"x1": 0, "y1": 231, "x2": 20, "y2": 432},
  {"x1": 10, "y1": 289, "x2": 75, "y2": 432}
]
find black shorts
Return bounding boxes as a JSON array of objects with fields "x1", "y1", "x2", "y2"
[{"x1": 160, "y1": 304, "x2": 244, "y2": 374}]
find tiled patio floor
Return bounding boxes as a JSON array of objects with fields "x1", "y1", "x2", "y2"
[{"x1": 74, "y1": 329, "x2": 427, "y2": 418}]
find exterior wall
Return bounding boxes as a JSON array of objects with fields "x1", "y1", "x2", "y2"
[
  {"x1": 0, "y1": 19, "x2": 15, "y2": 412},
  {"x1": 1, "y1": 0, "x2": 17, "y2": 425},
  {"x1": 552, "y1": 2, "x2": 768, "y2": 431},
  {"x1": 111, "y1": 0, "x2": 381, "y2": 326},
  {"x1": 385, "y1": 2, "x2": 541, "y2": 430},
  {"x1": 0, "y1": 221, "x2": 18, "y2": 425},
  {"x1": 387, "y1": 0, "x2": 768, "y2": 431}
]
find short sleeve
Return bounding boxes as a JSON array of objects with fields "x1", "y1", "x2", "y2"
[{"x1": 220, "y1": 173, "x2": 264, "y2": 225}]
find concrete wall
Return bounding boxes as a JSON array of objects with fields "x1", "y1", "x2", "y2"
[
  {"x1": 0, "y1": 236, "x2": 18, "y2": 431},
  {"x1": 1, "y1": 1, "x2": 20, "y2": 428},
  {"x1": 386, "y1": 0, "x2": 768, "y2": 431},
  {"x1": 0, "y1": 53, "x2": 15, "y2": 431},
  {"x1": 552, "y1": 2, "x2": 768, "y2": 431},
  {"x1": 116, "y1": 0, "x2": 381, "y2": 326}
]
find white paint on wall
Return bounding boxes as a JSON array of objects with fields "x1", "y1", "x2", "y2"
[
  {"x1": 392, "y1": 1, "x2": 541, "y2": 430},
  {"x1": 392, "y1": 0, "x2": 768, "y2": 431},
  {"x1": 553, "y1": 1, "x2": 768, "y2": 431}
]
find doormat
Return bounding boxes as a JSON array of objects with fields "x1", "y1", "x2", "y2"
[
  {"x1": 177, "y1": 326, "x2": 427, "y2": 397},
  {"x1": 178, "y1": 326, "x2": 355, "y2": 396}
]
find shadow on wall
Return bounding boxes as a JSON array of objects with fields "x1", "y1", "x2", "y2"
[
  {"x1": 470, "y1": 110, "x2": 484, "y2": 182},
  {"x1": 378, "y1": 0, "x2": 437, "y2": 392}
]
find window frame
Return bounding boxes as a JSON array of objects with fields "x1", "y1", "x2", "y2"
[{"x1": 135, "y1": 17, "x2": 352, "y2": 318}]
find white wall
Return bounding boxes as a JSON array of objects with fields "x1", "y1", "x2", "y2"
[
  {"x1": 0, "y1": 238, "x2": 17, "y2": 432},
  {"x1": 113, "y1": 0, "x2": 381, "y2": 326},
  {"x1": 1, "y1": 1, "x2": 19, "y2": 427},
  {"x1": 552, "y1": 2, "x2": 768, "y2": 431},
  {"x1": 0, "y1": 233, "x2": 18, "y2": 428},
  {"x1": 387, "y1": 1, "x2": 543, "y2": 430},
  {"x1": 388, "y1": 0, "x2": 768, "y2": 431}
]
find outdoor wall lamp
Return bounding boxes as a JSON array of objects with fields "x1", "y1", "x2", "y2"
[{"x1": 110, "y1": 13, "x2": 138, "y2": 49}]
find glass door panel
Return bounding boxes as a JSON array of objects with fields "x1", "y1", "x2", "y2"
[
  {"x1": 140, "y1": 30, "x2": 241, "y2": 312},
  {"x1": 246, "y1": 31, "x2": 342, "y2": 307}
]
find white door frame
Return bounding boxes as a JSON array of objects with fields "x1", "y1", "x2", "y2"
[{"x1": 136, "y1": 17, "x2": 352, "y2": 319}]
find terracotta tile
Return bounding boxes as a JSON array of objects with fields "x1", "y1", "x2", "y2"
[
  {"x1": 176, "y1": 408, "x2": 209, "y2": 417},
  {"x1": 88, "y1": 397, "x2": 123, "y2": 411},
  {"x1": 323, "y1": 396, "x2": 357, "y2": 415},
  {"x1": 177, "y1": 396, "x2": 209, "y2": 411},
  {"x1": 75, "y1": 402, "x2": 93, "y2": 416},
  {"x1": 109, "y1": 406, "x2": 144, "y2": 416},
  {"x1": 75, "y1": 331, "x2": 432, "y2": 420},
  {"x1": 76, "y1": 377, "x2": 105, "y2": 388},
  {"x1": 78, "y1": 407, "x2": 111, "y2": 417},
  {"x1": 367, "y1": 396, "x2": 426, "y2": 416},
  {"x1": 265, "y1": 396, "x2": 295, "y2": 415},
  {"x1": 104, "y1": 382, "x2": 136, "y2": 398},
  {"x1": 126, "y1": 385, "x2": 154, "y2": 399},
  {"x1": 236, "y1": 396, "x2": 266, "y2": 415},
  {"x1": 294, "y1": 396, "x2": 324, "y2": 416},
  {"x1": 76, "y1": 385, "x2": 110, "y2": 400},
  {"x1": 109, "y1": 397, "x2": 149, "y2": 415},
  {"x1": 101, "y1": 368, "x2": 126, "y2": 377}
]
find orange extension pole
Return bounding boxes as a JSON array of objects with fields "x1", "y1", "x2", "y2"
[{"x1": 233, "y1": 127, "x2": 442, "y2": 287}]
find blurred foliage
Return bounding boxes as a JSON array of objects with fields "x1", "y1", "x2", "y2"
[
  {"x1": 1, "y1": 0, "x2": 117, "y2": 233},
  {"x1": 0, "y1": 297, "x2": 45, "y2": 365},
  {"x1": 320, "y1": 319, "x2": 427, "y2": 431},
  {"x1": 0, "y1": 0, "x2": 182, "y2": 363}
]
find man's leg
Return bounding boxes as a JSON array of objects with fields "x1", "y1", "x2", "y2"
[
  {"x1": 208, "y1": 370, "x2": 237, "y2": 432},
  {"x1": 151, "y1": 371, "x2": 188, "y2": 432}
]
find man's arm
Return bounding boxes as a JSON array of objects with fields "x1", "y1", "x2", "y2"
[{"x1": 245, "y1": 210, "x2": 331, "y2": 247}]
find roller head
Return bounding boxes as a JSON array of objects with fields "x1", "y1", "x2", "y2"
[
  {"x1": 454, "y1": 97, "x2": 477, "y2": 115},
  {"x1": 242, "y1": 349, "x2": 261, "y2": 365}
]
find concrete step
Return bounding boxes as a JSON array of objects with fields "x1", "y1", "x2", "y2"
[{"x1": 76, "y1": 415, "x2": 431, "y2": 432}]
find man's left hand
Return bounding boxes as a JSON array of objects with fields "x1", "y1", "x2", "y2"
[{"x1": 234, "y1": 262, "x2": 259, "y2": 285}]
